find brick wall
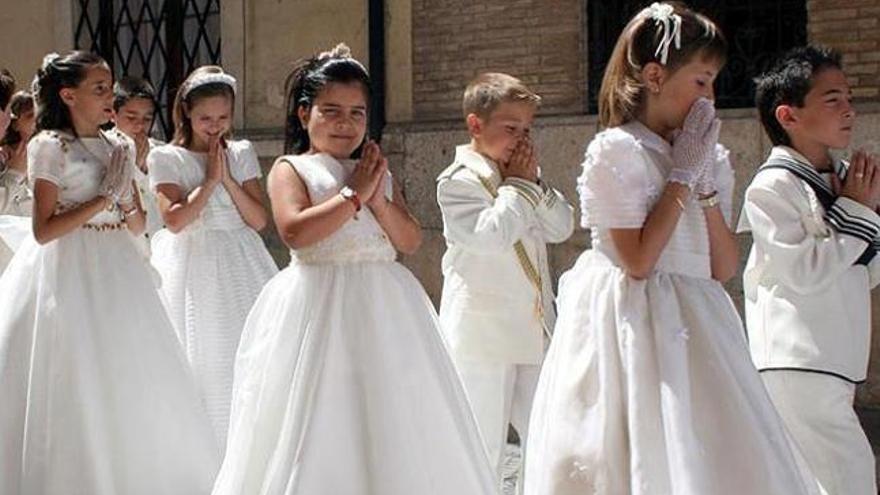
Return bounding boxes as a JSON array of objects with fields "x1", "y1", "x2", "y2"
[
  {"x1": 808, "y1": 0, "x2": 880, "y2": 99},
  {"x1": 411, "y1": 0, "x2": 586, "y2": 120}
]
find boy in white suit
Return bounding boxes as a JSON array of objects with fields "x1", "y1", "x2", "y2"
[
  {"x1": 740, "y1": 45, "x2": 880, "y2": 495},
  {"x1": 436, "y1": 72, "x2": 574, "y2": 491}
]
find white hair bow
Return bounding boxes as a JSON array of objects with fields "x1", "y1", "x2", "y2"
[
  {"x1": 648, "y1": 3, "x2": 682, "y2": 65},
  {"x1": 41, "y1": 52, "x2": 60, "y2": 70}
]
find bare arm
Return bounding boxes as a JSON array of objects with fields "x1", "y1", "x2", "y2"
[
  {"x1": 608, "y1": 182, "x2": 690, "y2": 279},
  {"x1": 32, "y1": 179, "x2": 111, "y2": 244},
  {"x1": 368, "y1": 175, "x2": 422, "y2": 255},
  {"x1": 267, "y1": 159, "x2": 359, "y2": 249}
]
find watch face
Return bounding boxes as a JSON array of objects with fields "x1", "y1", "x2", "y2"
[{"x1": 341, "y1": 186, "x2": 354, "y2": 199}]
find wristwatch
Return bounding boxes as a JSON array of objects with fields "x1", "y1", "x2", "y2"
[
  {"x1": 698, "y1": 191, "x2": 720, "y2": 209},
  {"x1": 340, "y1": 186, "x2": 361, "y2": 212}
]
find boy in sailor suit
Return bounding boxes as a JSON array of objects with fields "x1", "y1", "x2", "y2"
[
  {"x1": 740, "y1": 45, "x2": 880, "y2": 495},
  {"x1": 436, "y1": 72, "x2": 574, "y2": 491}
]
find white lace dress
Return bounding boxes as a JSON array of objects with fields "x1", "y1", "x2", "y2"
[
  {"x1": 0, "y1": 130, "x2": 220, "y2": 495},
  {"x1": 148, "y1": 140, "x2": 278, "y2": 449},
  {"x1": 524, "y1": 121, "x2": 820, "y2": 495},
  {"x1": 211, "y1": 153, "x2": 497, "y2": 495}
]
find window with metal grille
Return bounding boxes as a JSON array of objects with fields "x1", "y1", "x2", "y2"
[
  {"x1": 73, "y1": 0, "x2": 222, "y2": 139},
  {"x1": 587, "y1": 0, "x2": 808, "y2": 112}
]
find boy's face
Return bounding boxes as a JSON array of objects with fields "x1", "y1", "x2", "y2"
[
  {"x1": 782, "y1": 67, "x2": 854, "y2": 150},
  {"x1": 469, "y1": 101, "x2": 536, "y2": 165},
  {"x1": 114, "y1": 97, "x2": 155, "y2": 140}
]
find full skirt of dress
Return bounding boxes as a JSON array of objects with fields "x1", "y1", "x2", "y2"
[
  {"x1": 524, "y1": 251, "x2": 819, "y2": 495},
  {"x1": 0, "y1": 228, "x2": 220, "y2": 495},
  {"x1": 211, "y1": 260, "x2": 497, "y2": 495},
  {"x1": 151, "y1": 225, "x2": 278, "y2": 447}
]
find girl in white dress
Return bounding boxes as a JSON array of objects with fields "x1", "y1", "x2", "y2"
[
  {"x1": 112, "y1": 76, "x2": 164, "y2": 252},
  {"x1": 149, "y1": 65, "x2": 278, "y2": 450},
  {"x1": 0, "y1": 51, "x2": 219, "y2": 495},
  {"x1": 524, "y1": 4, "x2": 820, "y2": 495},
  {"x1": 0, "y1": 91, "x2": 35, "y2": 271},
  {"x1": 211, "y1": 44, "x2": 497, "y2": 495}
]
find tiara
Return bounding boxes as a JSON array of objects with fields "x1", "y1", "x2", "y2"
[
  {"x1": 180, "y1": 72, "x2": 237, "y2": 99},
  {"x1": 647, "y1": 3, "x2": 682, "y2": 65}
]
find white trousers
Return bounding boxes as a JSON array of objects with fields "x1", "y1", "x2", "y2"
[
  {"x1": 762, "y1": 370, "x2": 876, "y2": 495},
  {"x1": 456, "y1": 360, "x2": 541, "y2": 491}
]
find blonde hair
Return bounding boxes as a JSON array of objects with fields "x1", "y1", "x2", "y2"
[
  {"x1": 462, "y1": 72, "x2": 541, "y2": 120},
  {"x1": 598, "y1": 2, "x2": 727, "y2": 128},
  {"x1": 172, "y1": 65, "x2": 235, "y2": 147}
]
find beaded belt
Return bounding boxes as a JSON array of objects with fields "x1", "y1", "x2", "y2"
[{"x1": 82, "y1": 222, "x2": 127, "y2": 232}]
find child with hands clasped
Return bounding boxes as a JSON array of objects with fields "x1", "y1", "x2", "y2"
[
  {"x1": 211, "y1": 44, "x2": 496, "y2": 495},
  {"x1": 740, "y1": 45, "x2": 880, "y2": 495},
  {"x1": 523, "y1": 4, "x2": 819, "y2": 495},
  {"x1": 111, "y1": 76, "x2": 165, "y2": 250},
  {"x1": 436, "y1": 72, "x2": 574, "y2": 493},
  {"x1": 148, "y1": 65, "x2": 278, "y2": 451},
  {"x1": 0, "y1": 51, "x2": 219, "y2": 495}
]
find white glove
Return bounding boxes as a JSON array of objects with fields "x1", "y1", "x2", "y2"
[
  {"x1": 694, "y1": 145, "x2": 723, "y2": 196},
  {"x1": 99, "y1": 145, "x2": 134, "y2": 204},
  {"x1": 670, "y1": 98, "x2": 721, "y2": 188}
]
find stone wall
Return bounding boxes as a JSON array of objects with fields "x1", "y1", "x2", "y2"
[{"x1": 410, "y1": 0, "x2": 586, "y2": 120}]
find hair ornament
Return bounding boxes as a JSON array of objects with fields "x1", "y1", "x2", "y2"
[
  {"x1": 648, "y1": 3, "x2": 682, "y2": 65},
  {"x1": 181, "y1": 72, "x2": 237, "y2": 99}
]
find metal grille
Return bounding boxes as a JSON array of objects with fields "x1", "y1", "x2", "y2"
[
  {"x1": 73, "y1": 0, "x2": 222, "y2": 139},
  {"x1": 587, "y1": 0, "x2": 807, "y2": 111}
]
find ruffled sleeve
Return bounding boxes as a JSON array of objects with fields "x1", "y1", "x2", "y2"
[
  {"x1": 577, "y1": 128, "x2": 650, "y2": 229},
  {"x1": 229, "y1": 140, "x2": 262, "y2": 183},
  {"x1": 27, "y1": 131, "x2": 66, "y2": 187},
  {"x1": 147, "y1": 145, "x2": 184, "y2": 191}
]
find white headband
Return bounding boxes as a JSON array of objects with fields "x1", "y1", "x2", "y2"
[
  {"x1": 181, "y1": 72, "x2": 237, "y2": 99},
  {"x1": 647, "y1": 3, "x2": 682, "y2": 65}
]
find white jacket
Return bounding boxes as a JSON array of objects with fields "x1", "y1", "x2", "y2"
[
  {"x1": 437, "y1": 144, "x2": 575, "y2": 364},
  {"x1": 739, "y1": 146, "x2": 880, "y2": 383}
]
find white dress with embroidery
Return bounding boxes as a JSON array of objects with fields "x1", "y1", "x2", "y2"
[
  {"x1": 524, "y1": 122, "x2": 819, "y2": 495},
  {"x1": 148, "y1": 140, "x2": 278, "y2": 450},
  {"x1": 0, "y1": 130, "x2": 220, "y2": 495},
  {"x1": 211, "y1": 153, "x2": 497, "y2": 495}
]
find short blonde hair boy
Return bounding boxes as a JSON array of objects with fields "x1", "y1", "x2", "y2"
[{"x1": 462, "y1": 72, "x2": 541, "y2": 120}]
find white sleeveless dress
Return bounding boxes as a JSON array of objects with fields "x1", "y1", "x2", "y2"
[
  {"x1": 211, "y1": 153, "x2": 497, "y2": 495},
  {"x1": 524, "y1": 121, "x2": 820, "y2": 495},
  {"x1": 0, "y1": 130, "x2": 220, "y2": 495},
  {"x1": 148, "y1": 140, "x2": 279, "y2": 449}
]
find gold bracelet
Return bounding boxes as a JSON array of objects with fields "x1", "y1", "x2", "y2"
[{"x1": 674, "y1": 196, "x2": 686, "y2": 211}]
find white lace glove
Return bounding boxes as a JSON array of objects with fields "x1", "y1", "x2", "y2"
[
  {"x1": 670, "y1": 98, "x2": 721, "y2": 188},
  {"x1": 694, "y1": 145, "x2": 724, "y2": 196},
  {"x1": 99, "y1": 145, "x2": 134, "y2": 204}
]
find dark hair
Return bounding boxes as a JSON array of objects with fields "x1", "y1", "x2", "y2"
[
  {"x1": 283, "y1": 43, "x2": 371, "y2": 155},
  {"x1": 0, "y1": 69, "x2": 15, "y2": 111},
  {"x1": 599, "y1": 2, "x2": 727, "y2": 128},
  {"x1": 1, "y1": 91, "x2": 34, "y2": 146},
  {"x1": 113, "y1": 76, "x2": 157, "y2": 111},
  {"x1": 754, "y1": 45, "x2": 843, "y2": 147},
  {"x1": 172, "y1": 65, "x2": 236, "y2": 147},
  {"x1": 33, "y1": 51, "x2": 108, "y2": 134}
]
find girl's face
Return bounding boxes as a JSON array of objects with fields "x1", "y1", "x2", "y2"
[
  {"x1": 652, "y1": 56, "x2": 722, "y2": 131},
  {"x1": 61, "y1": 64, "x2": 114, "y2": 132},
  {"x1": 299, "y1": 81, "x2": 368, "y2": 159},
  {"x1": 187, "y1": 94, "x2": 232, "y2": 147},
  {"x1": 114, "y1": 97, "x2": 155, "y2": 140},
  {"x1": 14, "y1": 108, "x2": 35, "y2": 141}
]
